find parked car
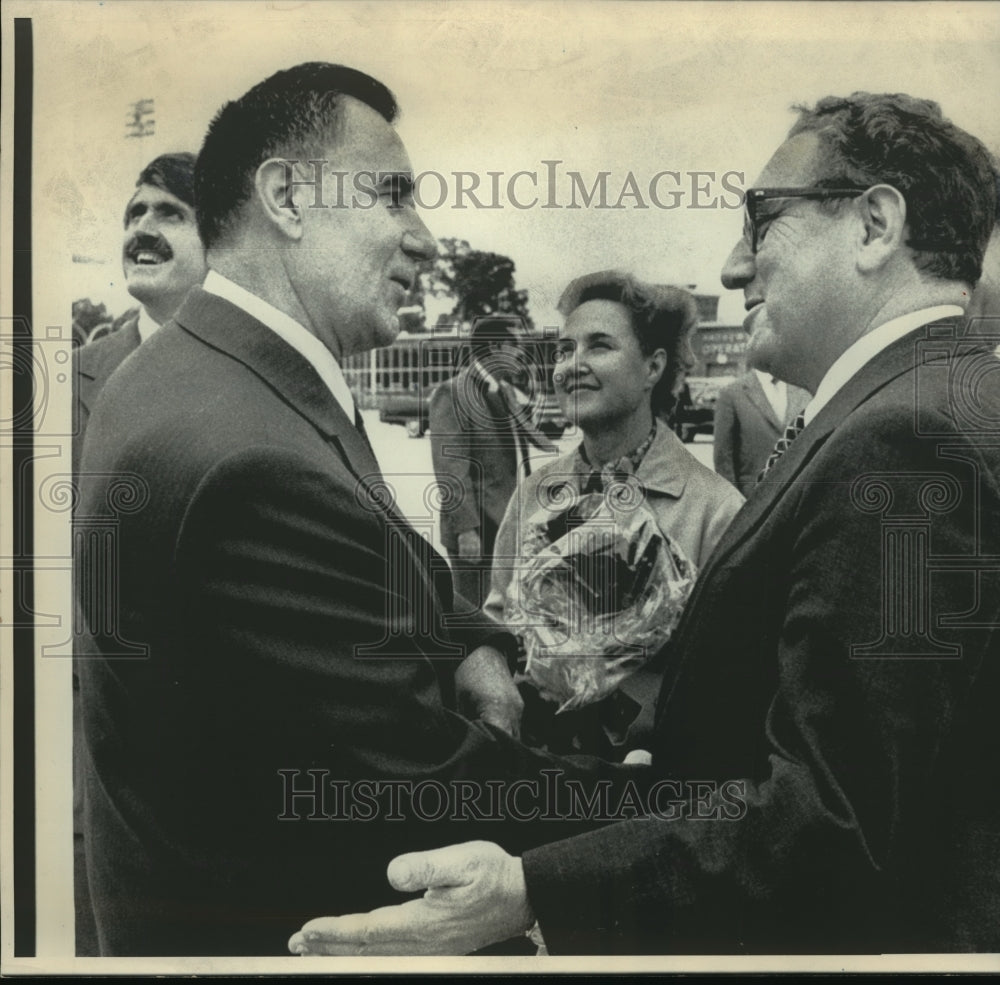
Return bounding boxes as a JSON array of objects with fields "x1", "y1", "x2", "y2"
[{"x1": 377, "y1": 388, "x2": 431, "y2": 437}]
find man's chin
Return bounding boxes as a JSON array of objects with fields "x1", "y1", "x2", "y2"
[
  {"x1": 369, "y1": 314, "x2": 401, "y2": 352},
  {"x1": 744, "y1": 332, "x2": 778, "y2": 377},
  {"x1": 125, "y1": 267, "x2": 169, "y2": 298},
  {"x1": 125, "y1": 279, "x2": 161, "y2": 306}
]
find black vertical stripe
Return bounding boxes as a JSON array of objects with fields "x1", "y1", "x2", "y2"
[{"x1": 13, "y1": 15, "x2": 36, "y2": 957}]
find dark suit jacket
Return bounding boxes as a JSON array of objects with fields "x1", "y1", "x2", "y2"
[
  {"x1": 713, "y1": 371, "x2": 810, "y2": 496},
  {"x1": 76, "y1": 289, "x2": 624, "y2": 956},
  {"x1": 523, "y1": 320, "x2": 1000, "y2": 954},
  {"x1": 72, "y1": 311, "x2": 141, "y2": 475},
  {"x1": 429, "y1": 369, "x2": 524, "y2": 556},
  {"x1": 72, "y1": 308, "x2": 142, "y2": 955}
]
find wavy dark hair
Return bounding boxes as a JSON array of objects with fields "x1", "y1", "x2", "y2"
[
  {"x1": 788, "y1": 92, "x2": 998, "y2": 286},
  {"x1": 195, "y1": 62, "x2": 397, "y2": 248},
  {"x1": 125, "y1": 152, "x2": 197, "y2": 223},
  {"x1": 557, "y1": 270, "x2": 699, "y2": 419}
]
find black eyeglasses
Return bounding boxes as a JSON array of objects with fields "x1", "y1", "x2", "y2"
[{"x1": 743, "y1": 186, "x2": 869, "y2": 254}]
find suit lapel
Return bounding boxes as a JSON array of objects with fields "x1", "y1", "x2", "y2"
[
  {"x1": 744, "y1": 372, "x2": 782, "y2": 431},
  {"x1": 121, "y1": 320, "x2": 142, "y2": 354},
  {"x1": 690, "y1": 321, "x2": 975, "y2": 593},
  {"x1": 78, "y1": 320, "x2": 142, "y2": 384},
  {"x1": 481, "y1": 376, "x2": 509, "y2": 423},
  {"x1": 175, "y1": 288, "x2": 382, "y2": 480},
  {"x1": 173, "y1": 288, "x2": 446, "y2": 611},
  {"x1": 653, "y1": 328, "x2": 916, "y2": 730}
]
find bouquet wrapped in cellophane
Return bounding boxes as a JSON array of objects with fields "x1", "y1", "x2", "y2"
[{"x1": 503, "y1": 482, "x2": 695, "y2": 712}]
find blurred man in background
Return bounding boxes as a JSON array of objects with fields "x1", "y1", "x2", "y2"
[
  {"x1": 430, "y1": 316, "x2": 557, "y2": 607},
  {"x1": 74, "y1": 151, "x2": 206, "y2": 470},
  {"x1": 713, "y1": 368, "x2": 811, "y2": 495}
]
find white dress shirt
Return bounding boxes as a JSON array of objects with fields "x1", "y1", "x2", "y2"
[
  {"x1": 201, "y1": 269, "x2": 357, "y2": 423},
  {"x1": 136, "y1": 306, "x2": 161, "y2": 345},
  {"x1": 803, "y1": 305, "x2": 964, "y2": 425},
  {"x1": 753, "y1": 368, "x2": 787, "y2": 423}
]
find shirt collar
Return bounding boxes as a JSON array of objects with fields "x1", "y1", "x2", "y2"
[
  {"x1": 753, "y1": 368, "x2": 783, "y2": 393},
  {"x1": 803, "y1": 304, "x2": 963, "y2": 426},
  {"x1": 136, "y1": 305, "x2": 160, "y2": 344},
  {"x1": 202, "y1": 269, "x2": 356, "y2": 422}
]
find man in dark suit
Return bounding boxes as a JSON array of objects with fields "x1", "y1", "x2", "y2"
[
  {"x1": 72, "y1": 151, "x2": 205, "y2": 955},
  {"x1": 293, "y1": 92, "x2": 1000, "y2": 955},
  {"x1": 77, "y1": 62, "x2": 626, "y2": 957},
  {"x1": 430, "y1": 316, "x2": 556, "y2": 609},
  {"x1": 713, "y1": 368, "x2": 810, "y2": 495},
  {"x1": 74, "y1": 152, "x2": 206, "y2": 473}
]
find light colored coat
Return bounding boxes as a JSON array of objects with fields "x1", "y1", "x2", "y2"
[{"x1": 485, "y1": 423, "x2": 745, "y2": 627}]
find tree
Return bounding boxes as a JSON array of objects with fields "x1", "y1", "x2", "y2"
[
  {"x1": 417, "y1": 237, "x2": 534, "y2": 332},
  {"x1": 72, "y1": 298, "x2": 112, "y2": 346}
]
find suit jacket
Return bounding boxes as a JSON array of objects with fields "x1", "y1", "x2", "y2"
[
  {"x1": 71, "y1": 307, "x2": 142, "y2": 956},
  {"x1": 522, "y1": 321, "x2": 1000, "y2": 953},
  {"x1": 72, "y1": 310, "x2": 141, "y2": 474},
  {"x1": 713, "y1": 371, "x2": 811, "y2": 496},
  {"x1": 76, "y1": 289, "x2": 625, "y2": 956},
  {"x1": 429, "y1": 369, "x2": 532, "y2": 556}
]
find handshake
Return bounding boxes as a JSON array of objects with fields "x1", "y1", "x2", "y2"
[{"x1": 287, "y1": 643, "x2": 652, "y2": 958}]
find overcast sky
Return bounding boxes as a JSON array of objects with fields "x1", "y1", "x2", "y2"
[{"x1": 32, "y1": 0, "x2": 1000, "y2": 328}]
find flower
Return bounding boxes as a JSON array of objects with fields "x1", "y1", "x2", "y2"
[{"x1": 503, "y1": 486, "x2": 695, "y2": 711}]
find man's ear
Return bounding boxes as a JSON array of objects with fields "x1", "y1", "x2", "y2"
[
  {"x1": 254, "y1": 159, "x2": 306, "y2": 242},
  {"x1": 856, "y1": 184, "x2": 907, "y2": 273}
]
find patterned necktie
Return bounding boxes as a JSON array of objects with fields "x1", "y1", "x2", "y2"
[
  {"x1": 497, "y1": 380, "x2": 558, "y2": 452},
  {"x1": 582, "y1": 467, "x2": 631, "y2": 495},
  {"x1": 758, "y1": 413, "x2": 806, "y2": 483}
]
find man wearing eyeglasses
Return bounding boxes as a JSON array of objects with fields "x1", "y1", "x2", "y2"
[{"x1": 292, "y1": 93, "x2": 1000, "y2": 957}]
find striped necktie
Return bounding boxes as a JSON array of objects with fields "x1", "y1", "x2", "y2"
[
  {"x1": 498, "y1": 380, "x2": 558, "y2": 451},
  {"x1": 758, "y1": 413, "x2": 806, "y2": 483}
]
